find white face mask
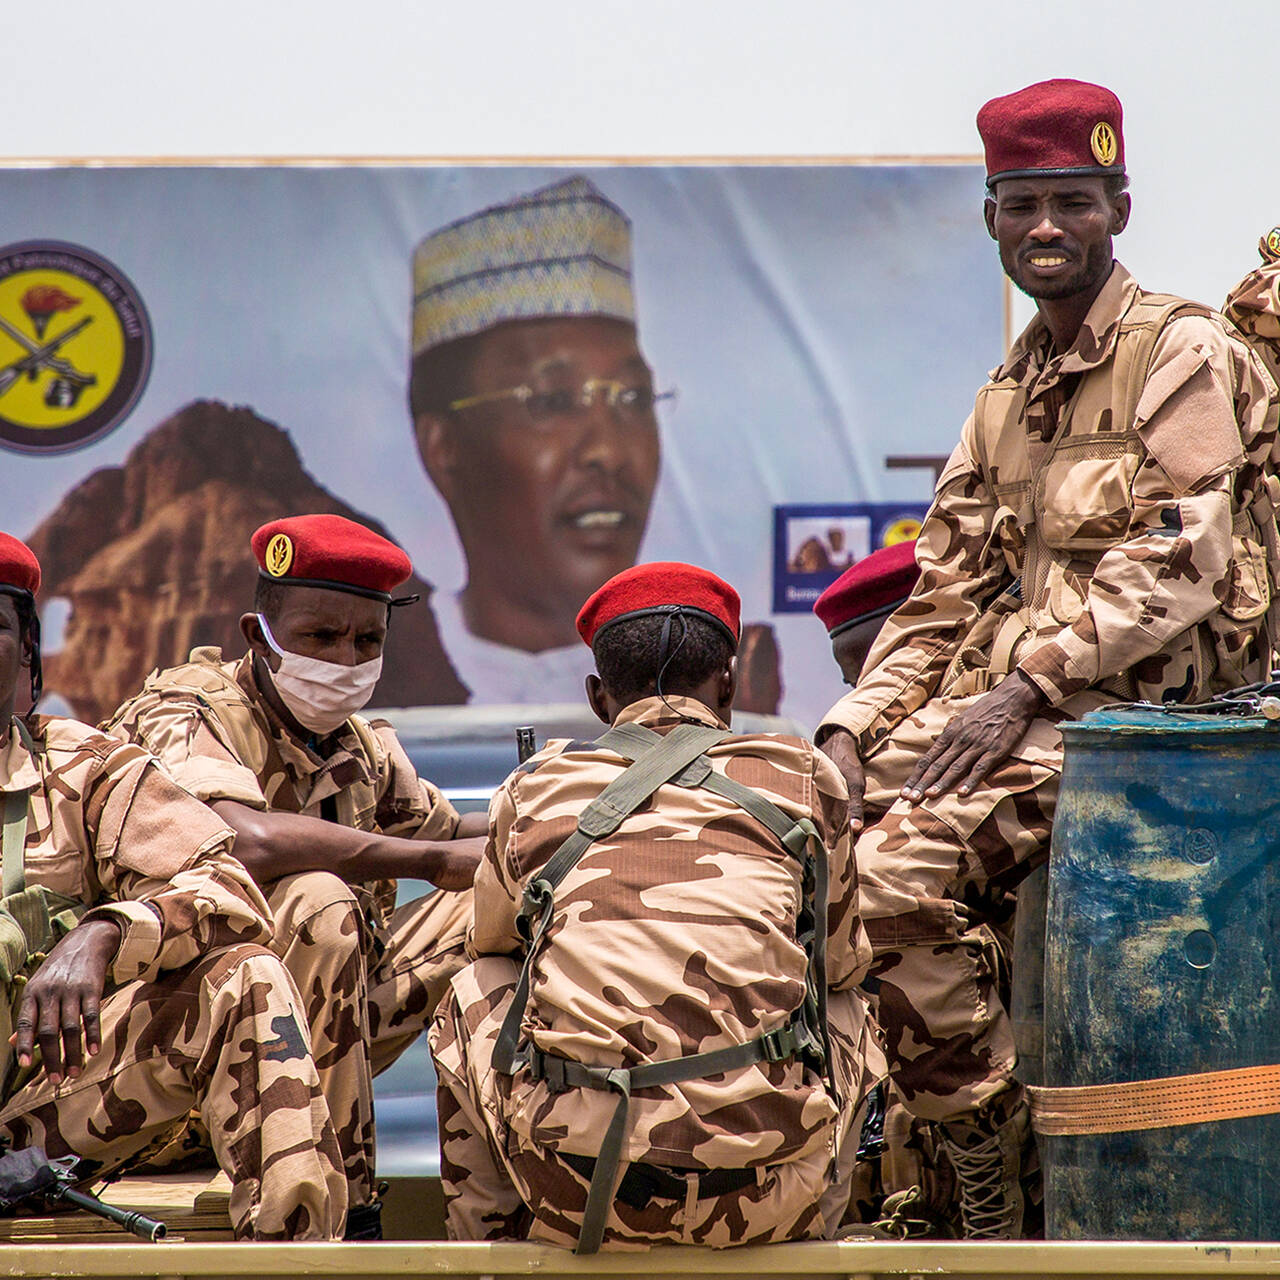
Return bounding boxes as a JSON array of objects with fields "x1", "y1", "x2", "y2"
[{"x1": 256, "y1": 614, "x2": 382, "y2": 736}]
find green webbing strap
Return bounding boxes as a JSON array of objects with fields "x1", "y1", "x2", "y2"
[
  {"x1": 533, "y1": 1020, "x2": 806, "y2": 1254},
  {"x1": 491, "y1": 722, "x2": 730, "y2": 1075},
  {"x1": 2, "y1": 719, "x2": 34, "y2": 899},
  {"x1": 2, "y1": 792, "x2": 27, "y2": 898},
  {"x1": 599, "y1": 720, "x2": 834, "y2": 1088}
]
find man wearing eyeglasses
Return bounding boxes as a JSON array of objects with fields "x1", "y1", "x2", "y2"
[{"x1": 407, "y1": 177, "x2": 664, "y2": 704}]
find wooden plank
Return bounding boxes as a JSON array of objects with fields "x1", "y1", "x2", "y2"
[{"x1": 2, "y1": 1241, "x2": 1280, "y2": 1279}]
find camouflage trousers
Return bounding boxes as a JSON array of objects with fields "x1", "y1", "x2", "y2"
[
  {"x1": 0, "y1": 943, "x2": 346, "y2": 1240},
  {"x1": 430, "y1": 956, "x2": 880, "y2": 1248},
  {"x1": 853, "y1": 691, "x2": 1107, "y2": 1123},
  {"x1": 266, "y1": 872, "x2": 472, "y2": 1210}
]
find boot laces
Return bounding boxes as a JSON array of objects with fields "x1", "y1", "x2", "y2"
[{"x1": 940, "y1": 1127, "x2": 1020, "y2": 1239}]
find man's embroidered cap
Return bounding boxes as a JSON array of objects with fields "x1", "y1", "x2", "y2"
[{"x1": 412, "y1": 176, "x2": 635, "y2": 356}]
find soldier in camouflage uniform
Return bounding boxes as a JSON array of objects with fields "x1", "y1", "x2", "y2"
[
  {"x1": 431, "y1": 563, "x2": 882, "y2": 1251},
  {"x1": 105, "y1": 515, "x2": 485, "y2": 1238},
  {"x1": 1224, "y1": 226, "x2": 1280, "y2": 388},
  {"x1": 818, "y1": 80, "x2": 1280, "y2": 1238},
  {"x1": 0, "y1": 532, "x2": 345, "y2": 1240}
]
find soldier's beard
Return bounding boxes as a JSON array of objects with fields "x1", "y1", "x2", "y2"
[{"x1": 1005, "y1": 240, "x2": 1113, "y2": 303}]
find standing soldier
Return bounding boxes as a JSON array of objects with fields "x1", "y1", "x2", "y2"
[
  {"x1": 431, "y1": 563, "x2": 881, "y2": 1251},
  {"x1": 0, "y1": 532, "x2": 346, "y2": 1240},
  {"x1": 817, "y1": 80, "x2": 1280, "y2": 1238},
  {"x1": 106, "y1": 514, "x2": 485, "y2": 1238}
]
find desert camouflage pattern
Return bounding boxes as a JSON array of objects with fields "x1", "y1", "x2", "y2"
[
  {"x1": 821, "y1": 263, "x2": 1280, "y2": 1122},
  {"x1": 1223, "y1": 228, "x2": 1280, "y2": 386},
  {"x1": 430, "y1": 695, "x2": 881, "y2": 1244},
  {"x1": 432, "y1": 959, "x2": 881, "y2": 1247},
  {"x1": 263, "y1": 869, "x2": 471, "y2": 1204},
  {"x1": 0, "y1": 715, "x2": 344, "y2": 1238},
  {"x1": 105, "y1": 649, "x2": 470, "y2": 1207}
]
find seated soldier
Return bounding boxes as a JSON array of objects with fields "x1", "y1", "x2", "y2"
[
  {"x1": 0, "y1": 532, "x2": 345, "y2": 1240},
  {"x1": 430, "y1": 562, "x2": 881, "y2": 1252},
  {"x1": 815, "y1": 543, "x2": 961, "y2": 1237},
  {"x1": 105, "y1": 514, "x2": 485, "y2": 1238},
  {"x1": 814, "y1": 541, "x2": 921, "y2": 687}
]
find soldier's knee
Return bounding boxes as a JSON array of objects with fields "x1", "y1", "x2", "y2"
[{"x1": 270, "y1": 871, "x2": 364, "y2": 951}]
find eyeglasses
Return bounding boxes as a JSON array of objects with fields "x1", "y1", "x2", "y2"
[{"x1": 448, "y1": 378, "x2": 676, "y2": 428}]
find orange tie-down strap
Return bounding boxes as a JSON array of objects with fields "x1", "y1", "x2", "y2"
[{"x1": 1028, "y1": 1064, "x2": 1280, "y2": 1136}]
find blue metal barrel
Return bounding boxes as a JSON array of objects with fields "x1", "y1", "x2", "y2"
[{"x1": 1044, "y1": 705, "x2": 1280, "y2": 1240}]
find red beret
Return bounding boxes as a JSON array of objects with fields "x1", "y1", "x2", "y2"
[
  {"x1": 576, "y1": 562, "x2": 741, "y2": 648},
  {"x1": 978, "y1": 79, "x2": 1124, "y2": 186},
  {"x1": 0, "y1": 532, "x2": 40, "y2": 597},
  {"x1": 813, "y1": 540, "x2": 919, "y2": 637},
  {"x1": 251, "y1": 515, "x2": 412, "y2": 602}
]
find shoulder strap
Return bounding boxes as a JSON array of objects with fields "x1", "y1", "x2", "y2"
[
  {"x1": 2, "y1": 720, "x2": 35, "y2": 898},
  {"x1": 1111, "y1": 294, "x2": 1210, "y2": 435},
  {"x1": 491, "y1": 722, "x2": 729, "y2": 1075}
]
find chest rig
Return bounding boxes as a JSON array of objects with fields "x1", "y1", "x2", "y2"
[
  {"x1": 944, "y1": 293, "x2": 1239, "y2": 699},
  {"x1": 491, "y1": 719, "x2": 834, "y2": 1254}
]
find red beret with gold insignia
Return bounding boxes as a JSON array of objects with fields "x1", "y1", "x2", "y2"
[
  {"x1": 576, "y1": 561, "x2": 741, "y2": 648},
  {"x1": 978, "y1": 79, "x2": 1124, "y2": 186},
  {"x1": 813, "y1": 540, "x2": 919, "y2": 637},
  {"x1": 0, "y1": 531, "x2": 40, "y2": 597},
  {"x1": 251, "y1": 515, "x2": 412, "y2": 603}
]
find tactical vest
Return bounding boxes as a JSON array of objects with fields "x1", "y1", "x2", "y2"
[
  {"x1": 104, "y1": 648, "x2": 385, "y2": 830},
  {"x1": 943, "y1": 292, "x2": 1280, "y2": 704},
  {"x1": 1, "y1": 718, "x2": 86, "y2": 1103},
  {"x1": 491, "y1": 720, "x2": 835, "y2": 1254}
]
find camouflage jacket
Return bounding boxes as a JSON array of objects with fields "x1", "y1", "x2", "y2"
[
  {"x1": 104, "y1": 648, "x2": 460, "y2": 929},
  {"x1": 1, "y1": 714, "x2": 271, "y2": 988},
  {"x1": 823, "y1": 263, "x2": 1280, "y2": 751},
  {"x1": 1223, "y1": 228, "x2": 1280, "y2": 387},
  {"x1": 471, "y1": 695, "x2": 871, "y2": 1170}
]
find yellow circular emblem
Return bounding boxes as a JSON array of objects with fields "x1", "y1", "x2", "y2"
[
  {"x1": 883, "y1": 517, "x2": 923, "y2": 546},
  {"x1": 265, "y1": 534, "x2": 295, "y2": 577},
  {"x1": 1090, "y1": 122, "x2": 1118, "y2": 167},
  {"x1": 1267, "y1": 227, "x2": 1280, "y2": 260},
  {"x1": 0, "y1": 241, "x2": 151, "y2": 454}
]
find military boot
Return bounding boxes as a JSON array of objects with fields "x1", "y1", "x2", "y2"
[{"x1": 937, "y1": 1098, "x2": 1037, "y2": 1239}]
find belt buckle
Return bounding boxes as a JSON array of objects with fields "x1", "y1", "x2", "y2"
[{"x1": 760, "y1": 1026, "x2": 798, "y2": 1063}]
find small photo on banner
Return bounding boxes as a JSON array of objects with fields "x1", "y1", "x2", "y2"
[{"x1": 772, "y1": 503, "x2": 928, "y2": 613}]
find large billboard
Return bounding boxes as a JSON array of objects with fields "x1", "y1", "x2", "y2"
[{"x1": 0, "y1": 164, "x2": 1002, "y2": 730}]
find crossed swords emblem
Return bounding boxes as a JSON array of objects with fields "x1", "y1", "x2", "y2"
[{"x1": 0, "y1": 312, "x2": 97, "y2": 408}]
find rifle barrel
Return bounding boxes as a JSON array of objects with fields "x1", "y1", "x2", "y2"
[{"x1": 52, "y1": 1183, "x2": 167, "y2": 1241}]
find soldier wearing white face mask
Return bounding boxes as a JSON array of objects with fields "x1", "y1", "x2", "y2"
[{"x1": 105, "y1": 514, "x2": 487, "y2": 1239}]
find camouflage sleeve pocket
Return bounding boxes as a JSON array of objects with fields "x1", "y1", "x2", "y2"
[
  {"x1": 1038, "y1": 438, "x2": 1139, "y2": 550},
  {"x1": 1220, "y1": 533, "x2": 1271, "y2": 621}
]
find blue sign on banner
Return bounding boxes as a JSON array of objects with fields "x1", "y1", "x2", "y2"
[{"x1": 772, "y1": 503, "x2": 929, "y2": 614}]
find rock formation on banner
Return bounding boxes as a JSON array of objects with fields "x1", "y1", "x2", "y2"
[{"x1": 25, "y1": 400, "x2": 467, "y2": 723}]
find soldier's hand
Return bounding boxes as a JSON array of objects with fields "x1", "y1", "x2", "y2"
[
  {"x1": 819, "y1": 728, "x2": 866, "y2": 832},
  {"x1": 902, "y1": 671, "x2": 1046, "y2": 803},
  {"x1": 424, "y1": 836, "x2": 486, "y2": 890},
  {"x1": 11, "y1": 917, "x2": 122, "y2": 1084}
]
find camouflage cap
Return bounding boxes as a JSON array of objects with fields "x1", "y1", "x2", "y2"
[{"x1": 411, "y1": 176, "x2": 635, "y2": 356}]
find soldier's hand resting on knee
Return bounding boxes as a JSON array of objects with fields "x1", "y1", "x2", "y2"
[
  {"x1": 10, "y1": 917, "x2": 123, "y2": 1084},
  {"x1": 902, "y1": 671, "x2": 1046, "y2": 802}
]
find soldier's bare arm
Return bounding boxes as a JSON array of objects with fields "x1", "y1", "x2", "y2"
[
  {"x1": 901, "y1": 669, "x2": 1046, "y2": 801},
  {"x1": 10, "y1": 917, "x2": 121, "y2": 1084},
  {"x1": 818, "y1": 727, "x2": 866, "y2": 831},
  {"x1": 211, "y1": 799, "x2": 484, "y2": 890}
]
